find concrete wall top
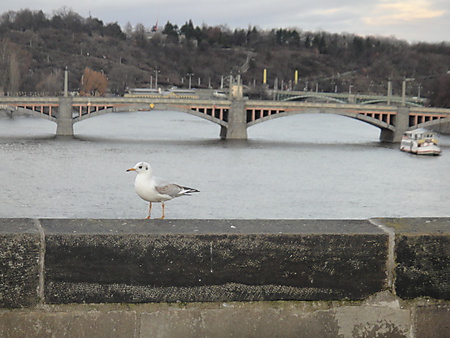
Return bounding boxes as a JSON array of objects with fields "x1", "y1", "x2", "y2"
[
  {"x1": 0, "y1": 218, "x2": 40, "y2": 234},
  {"x1": 0, "y1": 218, "x2": 448, "y2": 309},
  {"x1": 38, "y1": 218, "x2": 384, "y2": 235},
  {"x1": 376, "y1": 217, "x2": 450, "y2": 300},
  {"x1": 376, "y1": 217, "x2": 450, "y2": 234}
]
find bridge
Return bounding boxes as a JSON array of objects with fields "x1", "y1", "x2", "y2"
[
  {"x1": 1, "y1": 89, "x2": 449, "y2": 142},
  {"x1": 272, "y1": 90, "x2": 427, "y2": 106}
]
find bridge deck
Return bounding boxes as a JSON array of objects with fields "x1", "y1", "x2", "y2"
[{"x1": 1, "y1": 96, "x2": 449, "y2": 141}]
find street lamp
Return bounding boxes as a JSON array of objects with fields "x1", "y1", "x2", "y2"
[
  {"x1": 154, "y1": 68, "x2": 160, "y2": 89},
  {"x1": 63, "y1": 66, "x2": 69, "y2": 97},
  {"x1": 402, "y1": 78, "x2": 414, "y2": 106},
  {"x1": 187, "y1": 73, "x2": 194, "y2": 89}
]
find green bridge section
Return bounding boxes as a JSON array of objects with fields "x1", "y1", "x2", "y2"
[{"x1": 0, "y1": 218, "x2": 448, "y2": 337}]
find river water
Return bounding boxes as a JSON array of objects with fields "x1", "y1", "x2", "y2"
[{"x1": 1, "y1": 110, "x2": 449, "y2": 220}]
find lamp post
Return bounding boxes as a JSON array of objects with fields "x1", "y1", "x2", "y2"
[
  {"x1": 154, "y1": 68, "x2": 160, "y2": 89},
  {"x1": 187, "y1": 73, "x2": 194, "y2": 89},
  {"x1": 402, "y1": 78, "x2": 414, "y2": 106},
  {"x1": 387, "y1": 79, "x2": 392, "y2": 105},
  {"x1": 63, "y1": 66, "x2": 69, "y2": 97}
]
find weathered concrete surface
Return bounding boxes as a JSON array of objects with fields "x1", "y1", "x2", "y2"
[
  {"x1": 0, "y1": 307, "x2": 137, "y2": 337},
  {"x1": 41, "y1": 219, "x2": 387, "y2": 304},
  {"x1": 222, "y1": 99, "x2": 247, "y2": 139},
  {"x1": 55, "y1": 96, "x2": 73, "y2": 136},
  {"x1": 0, "y1": 298, "x2": 447, "y2": 338},
  {"x1": 379, "y1": 106, "x2": 409, "y2": 142},
  {"x1": 0, "y1": 219, "x2": 41, "y2": 308},
  {"x1": 140, "y1": 302, "x2": 340, "y2": 337},
  {"x1": 1, "y1": 218, "x2": 449, "y2": 308},
  {"x1": 139, "y1": 300, "x2": 412, "y2": 338},
  {"x1": 380, "y1": 218, "x2": 450, "y2": 299},
  {"x1": 415, "y1": 304, "x2": 450, "y2": 338},
  {"x1": 1, "y1": 218, "x2": 449, "y2": 337}
]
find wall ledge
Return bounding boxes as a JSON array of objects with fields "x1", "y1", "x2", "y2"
[
  {"x1": 0, "y1": 296, "x2": 449, "y2": 337},
  {"x1": 0, "y1": 218, "x2": 449, "y2": 309}
]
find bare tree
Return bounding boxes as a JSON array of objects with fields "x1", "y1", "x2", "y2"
[
  {"x1": 429, "y1": 74, "x2": 450, "y2": 108},
  {"x1": 36, "y1": 69, "x2": 62, "y2": 95},
  {"x1": 9, "y1": 52, "x2": 20, "y2": 94}
]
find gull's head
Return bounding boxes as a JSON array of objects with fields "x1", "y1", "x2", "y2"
[{"x1": 126, "y1": 161, "x2": 151, "y2": 174}]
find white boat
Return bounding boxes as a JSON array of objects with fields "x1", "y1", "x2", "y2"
[{"x1": 400, "y1": 129, "x2": 441, "y2": 156}]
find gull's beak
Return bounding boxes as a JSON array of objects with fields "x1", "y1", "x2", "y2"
[{"x1": 126, "y1": 168, "x2": 136, "y2": 172}]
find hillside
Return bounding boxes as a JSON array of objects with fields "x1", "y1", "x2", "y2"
[{"x1": 0, "y1": 9, "x2": 449, "y2": 107}]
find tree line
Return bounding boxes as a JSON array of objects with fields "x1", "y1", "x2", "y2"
[{"x1": 0, "y1": 8, "x2": 449, "y2": 107}]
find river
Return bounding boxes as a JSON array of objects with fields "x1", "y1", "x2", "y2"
[{"x1": 1, "y1": 110, "x2": 449, "y2": 220}]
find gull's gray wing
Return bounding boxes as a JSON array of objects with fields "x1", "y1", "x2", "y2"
[
  {"x1": 154, "y1": 176, "x2": 198, "y2": 197},
  {"x1": 155, "y1": 183, "x2": 184, "y2": 197},
  {"x1": 153, "y1": 176, "x2": 183, "y2": 197}
]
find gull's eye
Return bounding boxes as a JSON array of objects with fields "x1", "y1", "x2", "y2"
[{"x1": 138, "y1": 165, "x2": 143, "y2": 169}]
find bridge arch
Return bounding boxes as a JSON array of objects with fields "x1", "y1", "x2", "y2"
[
  {"x1": 8, "y1": 106, "x2": 57, "y2": 122},
  {"x1": 283, "y1": 95, "x2": 347, "y2": 104},
  {"x1": 156, "y1": 103, "x2": 229, "y2": 128},
  {"x1": 362, "y1": 99, "x2": 423, "y2": 107},
  {"x1": 181, "y1": 108, "x2": 228, "y2": 128},
  {"x1": 413, "y1": 116, "x2": 450, "y2": 131},
  {"x1": 247, "y1": 108, "x2": 395, "y2": 132},
  {"x1": 73, "y1": 107, "x2": 115, "y2": 122},
  {"x1": 280, "y1": 93, "x2": 425, "y2": 107},
  {"x1": 73, "y1": 104, "x2": 229, "y2": 129}
]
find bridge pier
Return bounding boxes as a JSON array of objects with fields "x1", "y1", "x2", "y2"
[
  {"x1": 56, "y1": 97, "x2": 74, "y2": 137},
  {"x1": 380, "y1": 107, "x2": 409, "y2": 142},
  {"x1": 220, "y1": 98, "x2": 248, "y2": 140}
]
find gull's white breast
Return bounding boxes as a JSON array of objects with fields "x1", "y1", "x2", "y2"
[{"x1": 134, "y1": 174, "x2": 170, "y2": 202}]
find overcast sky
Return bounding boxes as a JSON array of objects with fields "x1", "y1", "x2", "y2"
[{"x1": 1, "y1": 0, "x2": 449, "y2": 43}]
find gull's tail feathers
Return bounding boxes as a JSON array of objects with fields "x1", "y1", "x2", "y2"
[{"x1": 180, "y1": 186, "x2": 200, "y2": 196}]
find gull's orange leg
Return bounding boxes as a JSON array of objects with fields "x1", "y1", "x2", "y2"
[
  {"x1": 157, "y1": 202, "x2": 166, "y2": 219},
  {"x1": 146, "y1": 202, "x2": 152, "y2": 219}
]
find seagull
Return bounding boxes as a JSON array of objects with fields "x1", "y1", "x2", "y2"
[{"x1": 126, "y1": 161, "x2": 199, "y2": 219}]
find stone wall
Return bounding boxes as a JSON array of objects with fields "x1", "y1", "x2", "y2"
[{"x1": 0, "y1": 218, "x2": 448, "y2": 337}]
